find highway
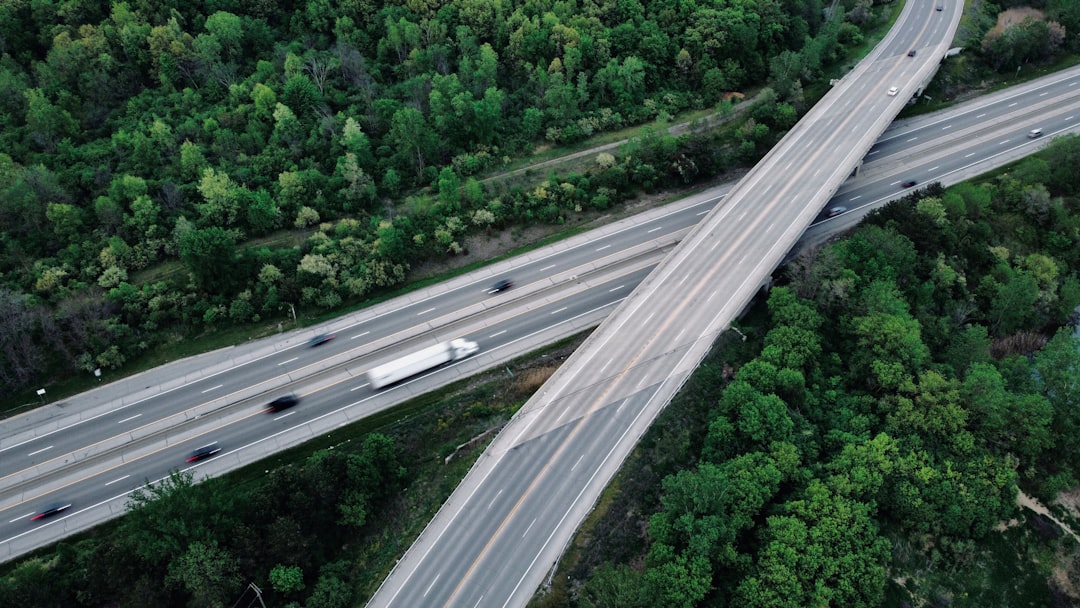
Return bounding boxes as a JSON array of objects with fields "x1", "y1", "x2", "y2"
[
  {"x1": 367, "y1": 2, "x2": 964, "y2": 606},
  {"x1": 2, "y1": 4, "x2": 1079, "y2": 570}
]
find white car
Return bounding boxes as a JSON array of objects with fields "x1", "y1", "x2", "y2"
[{"x1": 887, "y1": 86, "x2": 899, "y2": 96}]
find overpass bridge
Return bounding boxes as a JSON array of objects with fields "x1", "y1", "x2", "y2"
[{"x1": 369, "y1": 2, "x2": 964, "y2": 607}]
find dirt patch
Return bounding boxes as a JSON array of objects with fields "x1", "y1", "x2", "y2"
[
  {"x1": 990, "y1": 7, "x2": 1046, "y2": 35},
  {"x1": 1017, "y1": 489, "x2": 1080, "y2": 544},
  {"x1": 1053, "y1": 487, "x2": 1080, "y2": 520}
]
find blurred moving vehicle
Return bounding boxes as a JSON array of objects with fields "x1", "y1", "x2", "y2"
[
  {"x1": 267, "y1": 394, "x2": 300, "y2": 412},
  {"x1": 901, "y1": 180, "x2": 918, "y2": 188},
  {"x1": 308, "y1": 334, "x2": 335, "y2": 347},
  {"x1": 491, "y1": 279, "x2": 515, "y2": 293},
  {"x1": 368, "y1": 338, "x2": 480, "y2": 390},
  {"x1": 827, "y1": 206, "x2": 847, "y2": 218},
  {"x1": 1027, "y1": 128, "x2": 1043, "y2": 138},
  {"x1": 907, "y1": 49, "x2": 916, "y2": 57},
  {"x1": 30, "y1": 502, "x2": 72, "y2": 521},
  {"x1": 186, "y1": 443, "x2": 221, "y2": 463},
  {"x1": 887, "y1": 86, "x2": 899, "y2": 96}
]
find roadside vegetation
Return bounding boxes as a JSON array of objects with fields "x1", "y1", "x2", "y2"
[{"x1": 0, "y1": 0, "x2": 849, "y2": 410}]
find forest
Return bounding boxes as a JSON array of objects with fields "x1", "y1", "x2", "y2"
[
  {"x1": 0, "y1": 0, "x2": 842, "y2": 399},
  {"x1": 568, "y1": 139, "x2": 1080, "y2": 607}
]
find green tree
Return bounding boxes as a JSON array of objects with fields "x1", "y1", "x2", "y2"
[
  {"x1": 735, "y1": 481, "x2": 890, "y2": 608},
  {"x1": 165, "y1": 540, "x2": 241, "y2": 608},
  {"x1": 269, "y1": 564, "x2": 305, "y2": 594},
  {"x1": 387, "y1": 107, "x2": 435, "y2": 181},
  {"x1": 45, "y1": 202, "x2": 83, "y2": 244},
  {"x1": 179, "y1": 226, "x2": 238, "y2": 294},
  {"x1": 438, "y1": 166, "x2": 460, "y2": 207},
  {"x1": 1033, "y1": 328, "x2": 1080, "y2": 467},
  {"x1": 23, "y1": 88, "x2": 77, "y2": 152}
]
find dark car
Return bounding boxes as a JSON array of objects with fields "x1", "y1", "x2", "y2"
[
  {"x1": 267, "y1": 394, "x2": 300, "y2": 413},
  {"x1": 186, "y1": 443, "x2": 221, "y2": 463},
  {"x1": 308, "y1": 334, "x2": 335, "y2": 347},
  {"x1": 901, "y1": 180, "x2": 918, "y2": 188},
  {"x1": 907, "y1": 49, "x2": 916, "y2": 57},
  {"x1": 30, "y1": 502, "x2": 72, "y2": 521},
  {"x1": 936, "y1": 4, "x2": 944, "y2": 11},
  {"x1": 826, "y1": 206, "x2": 847, "y2": 218},
  {"x1": 491, "y1": 279, "x2": 515, "y2": 293}
]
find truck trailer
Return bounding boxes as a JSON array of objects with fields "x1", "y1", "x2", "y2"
[{"x1": 367, "y1": 338, "x2": 480, "y2": 390}]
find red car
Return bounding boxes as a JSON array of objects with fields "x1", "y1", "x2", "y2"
[{"x1": 31, "y1": 502, "x2": 72, "y2": 521}]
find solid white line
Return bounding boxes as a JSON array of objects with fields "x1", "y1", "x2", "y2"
[
  {"x1": 350, "y1": 331, "x2": 370, "y2": 340},
  {"x1": 489, "y1": 330, "x2": 507, "y2": 338},
  {"x1": 416, "y1": 307, "x2": 436, "y2": 316},
  {"x1": 28, "y1": 445, "x2": 53, "y2": 457},
  {"x1": 522, "y1": 518, "x2": 536, "y2": 538},
  {"x1": 423, "y1": 574, "x2": 441, "y2": 597},
  {"x1": 201, "y1": 384, "x2": 223, "y2": 394},
  {"x1": 105, "y1": 475, "x2": 130, "y2": 486},
  {"x1": 277, "y1": 357, "x2": 298, "y2": 366},
  {"x1": 117, "y1": 414, "x2": 142, "y2": 424}
]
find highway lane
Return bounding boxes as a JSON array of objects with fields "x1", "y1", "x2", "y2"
[
  {"x1": 5, "y1": 40, "x2": 1080, "y2": 562},
  {"x1": 1, "y1": 263, "x2": 658, "y2": 547}
]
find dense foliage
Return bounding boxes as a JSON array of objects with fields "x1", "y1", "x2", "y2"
[
  {"x1": 0, "y1": 0, "x2": 855, "y2": 398},
  {"x1": 572, "y1": 138, "x2": 1080, "y2": 607},
  {"x1": 0, "y1": 433, "x2": 406, "y2": 608}
]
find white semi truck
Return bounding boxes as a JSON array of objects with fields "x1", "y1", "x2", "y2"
[{"x1": 367, "y1": 338, "x2": 480, "y2": 390}]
